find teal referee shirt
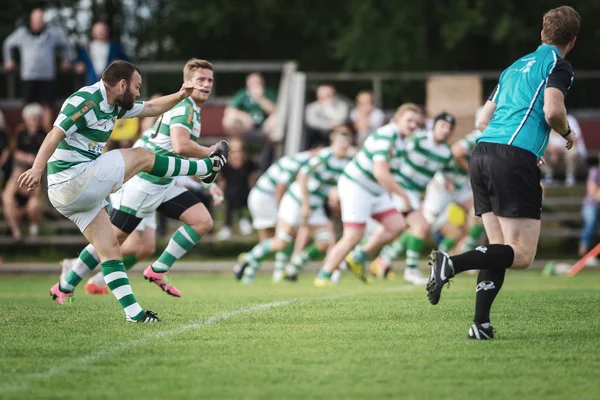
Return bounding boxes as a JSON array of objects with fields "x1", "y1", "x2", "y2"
[{"x1": 477, "y1": 44, "x2": 574, "y2": 159}]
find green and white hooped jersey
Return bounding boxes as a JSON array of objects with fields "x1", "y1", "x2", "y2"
[
  {"x1": 446, "y1": 130, "x2": 479, "y2": 189},
  {"x1": 342, "y1": 123, "x2": 410, "y2": 196},
  {"x1": 137, "y1": 97, "x2": 202, "y2": 185},
  {"x1": 288, "y1": 147, "x2": 351, "y2": 209},
  {"x1": 393, "y1": 131, "x2": 453, "y2": 194},
  {"x1": 48, "y1": 81, "x2": 145, "y2": 185},
  {"x1": 254, "y1": 150, "x2": 313, "y2": 195}
]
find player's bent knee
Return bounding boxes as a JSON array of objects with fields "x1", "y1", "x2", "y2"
[
  {"x1": 388, "y1": 220, "x2": 405, "y2": 237},
  {"x1": 510, "y1": 247, "x2": 536, "y2": 269},
  {"x1": 271, "y1": 237, "x2": 289, "y2": 252},
  {"x1": 139, "y1": 244, "x2": 156, "y2": 260},
  {"x1": 342, "y1": 228, "x2": 365, "y2": 245},
  {"x1": 191, "y1": 216, "x2": 213, "y2": 235}
]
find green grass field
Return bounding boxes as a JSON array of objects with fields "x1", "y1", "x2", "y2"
[{"x1": 1, "y1": 269, "x2": 599, "y2": 400}]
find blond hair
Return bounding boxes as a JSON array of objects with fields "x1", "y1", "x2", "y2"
[
  {"x1": 394, "y1": 103, "x2": 423, "y2": 118},
  {"x1": 330, "y1": 125, "x2": 353, "y2": 139},
  {"x1": 183, "y1": 58, "x2": 214, "y2": 80},
  {"x1": 542, "y1": 6, "x2": 580, "y2": 46}
]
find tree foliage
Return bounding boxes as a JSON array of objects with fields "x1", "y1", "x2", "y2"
[{"x1": 3, "y1": 0, "x2": 599, "y2": 72}]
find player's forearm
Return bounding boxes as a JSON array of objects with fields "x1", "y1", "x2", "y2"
[
  {"x1": 543, "y1": 90, "x2": 569, "y2": 135},
  {"x1": 374, "y1": 168, "x2": 406, "y2": 197},
  {"x1": 32, "y1": 128, "x2": 65, "y2": 173},
  {"x1": 545, "y1": 105, "x2": 569, "y2": 135},
  {"x1": 141, "y1": 92, "x2": 187, "y2": 118},
  {"x1": 275, "y1": 183, "x2": 287, "y2": 204},
  {"x1": 298, "y1": 174, "x2": 310, "y2": 206}
]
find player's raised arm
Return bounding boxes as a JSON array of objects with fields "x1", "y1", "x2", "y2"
[
  {"x1": 17, "y1": 127, "x2": 65, "y2": 190},
  {"x1": 138, "y1": 82, "x2": 200, "y2": 118}
]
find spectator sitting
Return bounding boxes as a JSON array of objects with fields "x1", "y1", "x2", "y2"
[
  {"x1": 0, "y1": 110, "x2": 11, "y2": 188},
  {"x1": 579, "y1": 156, "x2": 600, "y2": 264},
  {"x1": 222, "y1": 73, "x2": 277, "y2": 170},
  {"x1": 217, "y1": 137, "x2": 258, "y2": 241},
  {"x1": 350, "y1": 90, "x2": 385, "y2": 146},
  {"x1": 305, "y1": 85, "x2": 349, "y2": 149},
  {"x1": 74, "y1": 21, "x2": 130, "y2": 86},
  {"x1": 3, "y1": 7, "x2": 73, "y2": 128},
  {"x1": 1, "y1": 104, "x2": 46, "y2": 241},
  {"x1": 541, "y1": 114, "x2": 586, "y2": 187}
]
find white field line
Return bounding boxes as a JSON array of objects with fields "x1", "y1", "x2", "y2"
[{"x1": 0, "y1": 285, "x2": 415, "y2": 393}]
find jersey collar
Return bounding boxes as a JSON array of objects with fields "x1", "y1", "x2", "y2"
[
  {"x1": 186, "y1": 96, "x2": 201, "y2": 113},
  {"x1": 538, "y1": 44, "x2": 561, "y2": 57},
  {"x1": 98, "y1": 80, "x2": 115, "y2": 113}
]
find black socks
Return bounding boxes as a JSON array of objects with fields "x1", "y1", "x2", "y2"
[
  {"x1": 450, "y1": 244, "x2": 515, "y2": 274},
  {"x1": 473, "y1": 268, "x2": 506, "y2": 324}
]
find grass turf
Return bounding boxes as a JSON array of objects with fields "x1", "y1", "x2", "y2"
[{"x1": 0, "y1": 269, "x2": 599, "y2": 400}]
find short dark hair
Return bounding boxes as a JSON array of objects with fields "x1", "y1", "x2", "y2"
[
  {"x1": 102, "y1": 61, "x2": 141, "y2": 86},
  {"x1": 542, "y1": 6, "x2": 580, "y2": 46}
]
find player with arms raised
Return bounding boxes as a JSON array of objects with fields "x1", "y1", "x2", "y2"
[
  {"x1": 54, "y1": 59, "x2": 227, "y2": 301},
  {"x1": 18, "y1": 60, "x2": 227, "y2": 323},
  {"x1": 426, "y1": 6, "x2": 579, "y2": 339}
]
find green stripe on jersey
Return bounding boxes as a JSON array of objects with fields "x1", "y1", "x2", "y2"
[{"x1": 47, "y1": 160, "x2": 88, "y2": 175}]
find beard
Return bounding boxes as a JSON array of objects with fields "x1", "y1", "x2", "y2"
[{"x1": 116, "y1": 90, "x2": 136, "y2": 110}]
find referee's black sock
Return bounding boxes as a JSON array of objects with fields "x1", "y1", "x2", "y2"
[
  {"x1": 450, "y1": 244, "x2": 514, "y2": 274},
  {"x1": 473, "y1": 268, "x2": 506, "y2": 324}
]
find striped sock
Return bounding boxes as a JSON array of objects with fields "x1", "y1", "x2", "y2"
[
  {"x1": 462, "y1": 223, "x2": 485, "y2": 252},
  {"x1": 60, "y1": 245, "x2": 100, "y2": 292},
  {"x1": 274, "y1": 243, "x2": 293, "y2": 272},
  {"x1": 406, "y1": 235, "x2": 424, "y2": 269},
  {"x1": 152, "y1": 225, "x2": 201, "y2": 272},
  {"x1": 123, "y1": 254, "x2": 138, "y2": 271},
  {"x1": 244, "y1": 239, "x2": 274, "y2": 276},
  {"x1": 102, "y1": 260, "x2": 144, "y2": 320},
  {"x1": 291, "y1": 243, "x2": 324, "y2": 272},
  {"x1": 379, "y1": 231, "x2": 409, "y2": 264},
  {"x1": 150, "y1": 154, "x2": 212, "y2": 178},
  {"x1": 439, "y1": 237, "x2": 457, "y2": 253}
]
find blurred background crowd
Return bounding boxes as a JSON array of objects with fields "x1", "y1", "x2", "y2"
[{"x1": 1, "y1": 1, "x2": 599, "y2": 264}]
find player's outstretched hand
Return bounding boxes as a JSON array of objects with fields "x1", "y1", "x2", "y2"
[
  {"x1": 564, "y1": 132, "x2": 576, "y2": 150},
  {"x1": 179, "y1": 82, "x2": 202, "y2": 98},
  {"x1": 17, "y1": 168, "x2": 43, "y2": 191}
]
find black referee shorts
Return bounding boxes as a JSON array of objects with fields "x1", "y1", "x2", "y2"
[{"x1": 470, "y1": 142, "x2": 542, "y2": 220}]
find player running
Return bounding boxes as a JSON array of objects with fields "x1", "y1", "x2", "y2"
[
  {"x1": 23, "y1": 59, "x2": 227, "y2": 323},
  {"x1": 366, "y1": 112, "x2": 455, "y2": 284},
  {"x1": 247, "y1": 144, "x2": 324, "y2": 281},
  {"x1": 233, "y1": 128, "x2": 352, "y2": 283},
  {"x1": 314, "y1": 104, "x2": 422, "y2": 287},
  {"x1": 426, "y1": 6, "x2": 579, "y2": 339}
]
